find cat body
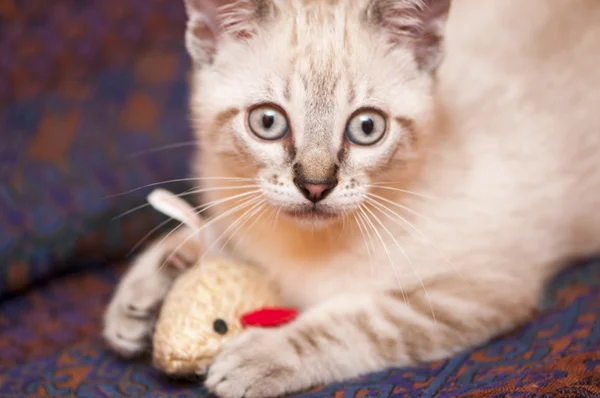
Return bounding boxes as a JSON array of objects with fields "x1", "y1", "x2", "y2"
[{"x1": 103, "y1": 1, "x2": 600, "y2": 397}]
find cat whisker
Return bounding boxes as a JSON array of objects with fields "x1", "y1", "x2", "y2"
[
  {"x1": 357, "y1": 210, "x2": 378, "y2": 265},
  {"x1": 365, "y1": 197, "x2": 421, "y2": 240},
  {"x1": 184, "y1": 184, "x2": 260, "y2": 197},
  {"x1": 202, "y1": 199, "x2": 266, "y2": 258},
  {"x1": 365, "y1": 197, "x2": 470, "y2": 285},
  {"x1": 127, "y1": 140, "x2": 202, "y2": 158},
  {"x1": 274, "y1": 205, "x2": 283, "y2": 224},
  {"x1": 353, "y1": 212, "x2": 375, "y2": 276},
  {"x1": 228, "y1": 204, "x2": 277, "y2": 253},
  {"x1": 191, "y1": 189, "x2": 262, "y2": 217},
  {"x1": 336, "y1": 210, "x2": 350, "y2": 244},
  {"x1": 179, "y1": 182, "x2": 246, "y2": 196},
  {"x1": 126, "y1": 217, "x2": 176, "y2": 258},
  {"x1": 113, "y1": 202, "x2": 158, "y2": 221},
  {"x1": 357, "y1": 205, "x2": 409, "y2": 305},
  {"x1": 149, "y1": 190, "x2": 262, "y2": 270},
  {"x1": 361, "y1": 203, "x2": 436, "y2": 322},
  {"x1": 112, "y1": 185, "x2": 260, "y2": 220},
  {"x1": 265, "y1": 205, "x2": 280, "y2": 230},
  {"x1": 265, "y1": 206, "x2": 279, "y2": 230},
  {"x1": 366, "y1": 184, "x2": 438, "y2": 201},
  {"x1": 104, "y1": 177, "x2": 258, "y2": 200},
  {"x1": 366, "y1": 192, "x2": 444, "y2": 229},
  {"x1": 157, "y1": 194, "x2": 263, "y2": 275},
  {"x1": 220, "y1": 202, "x2": 269, "y2": 254}
]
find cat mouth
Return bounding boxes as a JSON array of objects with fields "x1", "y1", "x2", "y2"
[{"x1": 283, "y1": 206, "x2": 338, "y2": 221}]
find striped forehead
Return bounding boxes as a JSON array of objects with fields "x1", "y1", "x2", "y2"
[
  {"x1": 285, "y1": 43, "x2": 350, "y2": 145},
  {"x1": 272, "y1": 0, "x2": 369, "y2": 150},
  {"x1": 282, "y1": 55, "x2": 345, "y2": 153}
]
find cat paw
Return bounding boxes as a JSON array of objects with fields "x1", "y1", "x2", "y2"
[
  {"x1": 102, "y1": 272, "x2": 168, "y2": 357},
  {"x1": 103, "y1": 248, "x2": 192, "y2": 357},
  {"x1": 205, "y1": 329, "x2": 303, "y2": 398},
  {"x1": 103, "y1": 302, "x2": 156, "y2": 357}
]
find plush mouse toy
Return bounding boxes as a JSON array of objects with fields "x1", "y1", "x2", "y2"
[{"x1": 147, "y1": 189, "x2": 298, "y2": 376}]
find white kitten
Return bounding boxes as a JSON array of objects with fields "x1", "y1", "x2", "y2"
[{"x1": 104, "y1": 0, "x2": 600, "y2": 397}]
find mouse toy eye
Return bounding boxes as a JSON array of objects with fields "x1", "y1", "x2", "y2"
[
  {"x1": 346, "y1": 109, "x2": 387, "y2": 146},
  {"x1": 213, "y1": 318, "x2": 229, "y2": 335},
  {"x1": 248, "y1": 105, "x2": 289, "y2": 141}
]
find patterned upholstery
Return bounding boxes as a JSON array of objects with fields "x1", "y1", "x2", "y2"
[
  {"x1": 0, "y1": 260, "x2": 598, "y2": 397},
  {"x1": 1, "y1": 1, "x2": 599, "y2": 397},
  {"x1": 0, "y1": 0, "x2": 193, "y2": 296}
]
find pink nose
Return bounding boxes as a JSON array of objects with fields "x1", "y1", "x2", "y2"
[
  {"x1": 304, "y1": 184, "x2": 329, "y2": 199},
  {"x1": 293, "y1": 179, "x2": 337, "y2": 202}
]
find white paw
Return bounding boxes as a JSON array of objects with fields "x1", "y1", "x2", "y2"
[
  {"x1": 103, "y1": 247, "x2": 187, "y2": 357},
  {"x1": 205, "y1": 329, "x2": 303, "y2": 398},
  {"x1": 103, "y1": 302, "x2": 155, "y2": 357},
  {"x1": 103, "y1": 277, "x2": 168, "y2": 357}
]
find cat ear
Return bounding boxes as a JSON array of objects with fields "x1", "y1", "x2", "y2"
[
  {"x1": 367, "y1": 0, "x2": 451, "y2": 73},
  {"x1": 183, "y1": 0, "x2": 221, "y2": 65},
  {"x1": 184, "y1": 0, "x2": 277, "y2": 65}
]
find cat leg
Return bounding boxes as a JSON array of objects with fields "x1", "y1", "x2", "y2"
[
  {"x1": 103, "y1": 227, "x2": 202, "y2": 357},
  {"x1": 205, "y1": 271, "x2": 541, "y2": 398}
]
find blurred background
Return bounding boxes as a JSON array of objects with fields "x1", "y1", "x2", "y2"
[
  {"x1": 0, "y1": 0, "x2": 194, "y2": 295},
  {"x1": 0, "y1": 1, "x2": 208, "y2": 395}
]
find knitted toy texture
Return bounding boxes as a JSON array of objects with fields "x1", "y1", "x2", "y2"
[{"x1": 146, "y1": 189, "x2": 297, "y2": 376}]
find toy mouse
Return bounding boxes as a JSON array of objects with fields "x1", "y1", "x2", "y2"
[{"x1": 146, "y1": 189, "x2": 298, "y2": 376}]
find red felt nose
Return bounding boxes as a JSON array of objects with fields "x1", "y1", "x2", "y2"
[{"x1": 241, "y1": 308, "x2": 298, "y2": 328}]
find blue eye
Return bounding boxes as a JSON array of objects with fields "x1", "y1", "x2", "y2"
[
  {"x1": 346, "y1": 110, "x2": 386, "y2": 146},
  {"x1": 248, "y1": 105, "x2": 289, "y2": 140}
]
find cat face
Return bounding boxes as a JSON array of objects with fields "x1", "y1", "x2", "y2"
[{"x1": 185, "y1": 0, "x2": 449, "y2": 227}]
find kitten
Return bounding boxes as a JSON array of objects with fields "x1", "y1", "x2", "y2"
[{"x1": 103, "y1": 0, "x2": 600, "y2": 397}]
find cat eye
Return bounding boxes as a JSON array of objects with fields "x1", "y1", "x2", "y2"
[
  {"x1": 345, "y1": 109, "x2": 387, "y2": 146},
  {"x1": 248, "y1": 105, "x2": 289, "y2": 141}
]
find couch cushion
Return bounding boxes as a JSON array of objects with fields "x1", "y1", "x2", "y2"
[
  {"x1": 0, "y1": 0, "x2": 195, "y2": 296},
  {"x1": 0, "y1": 259, "x2": 598, "y2": 397}
]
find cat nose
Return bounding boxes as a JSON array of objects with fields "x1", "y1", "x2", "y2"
[{"x1": 293, "y1": 178, "x2": 337, "y2": 203}]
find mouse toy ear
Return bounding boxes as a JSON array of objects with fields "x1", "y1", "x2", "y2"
[{"x1": 147, "y1": 189, "x2": 205, "y2": 239}]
